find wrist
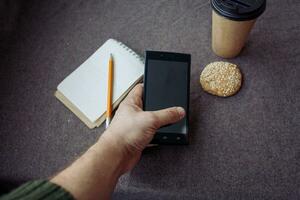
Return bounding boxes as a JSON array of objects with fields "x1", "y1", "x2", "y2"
[
  {"x1": 51, "y1": 133, "x2": 126, "y2": 200},
  {"x1": 93, "y1": 131, "x2": 129, "y2": 175}
]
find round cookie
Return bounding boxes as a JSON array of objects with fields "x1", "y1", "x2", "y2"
[{"x1": 200, "y1": 61, "x2": 242, "y2": 97}]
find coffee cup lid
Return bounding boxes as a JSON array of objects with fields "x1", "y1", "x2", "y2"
[{"x1": 211, "y1": 0, "x2": 266, "y2": 21}]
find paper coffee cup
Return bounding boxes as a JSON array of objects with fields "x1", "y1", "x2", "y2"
[{"x1": 211, "y1": 0, "x2": 266, "y2": 58}]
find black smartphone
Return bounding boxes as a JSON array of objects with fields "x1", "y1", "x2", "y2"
[{"x1": 143, "y1": 51, "x2": 191, "y2": 145}]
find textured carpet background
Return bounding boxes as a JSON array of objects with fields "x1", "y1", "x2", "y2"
[{"x1": 0, "y1": 0, "x2": 299, "y2": 199}]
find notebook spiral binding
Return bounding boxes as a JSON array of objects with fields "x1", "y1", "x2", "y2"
[{"x1": 113, "y1": 39, "x2": 145, "y2": 64}]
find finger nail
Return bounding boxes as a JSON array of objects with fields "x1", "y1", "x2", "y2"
[{"x1": 176, "y1": 107, "x2": 185, "y2": 118}]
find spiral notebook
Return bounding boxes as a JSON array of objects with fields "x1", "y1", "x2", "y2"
[{"x1": 55, "y1": 39, "x2": 144, "y2": 129}]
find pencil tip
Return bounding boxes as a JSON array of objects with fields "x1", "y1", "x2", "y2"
[{"x1": 110, "y1": 53, "x2": 113, "y2": 59}]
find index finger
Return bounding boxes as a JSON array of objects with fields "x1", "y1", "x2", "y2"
[{"x1": 123, "y1": 83, "x2": 143, "y2": 104}]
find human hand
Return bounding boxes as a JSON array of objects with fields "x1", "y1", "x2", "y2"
[
  {"x1": 100, "y1": 83, "x2": 185, "y2": 173},
  {"x1": 51, "y1": 84, "x2": 185, "y2": 200}
]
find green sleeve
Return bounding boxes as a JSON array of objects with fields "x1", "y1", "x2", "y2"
[{"x1": 0, "y1": 180, "x2": 74, "y2": 200}]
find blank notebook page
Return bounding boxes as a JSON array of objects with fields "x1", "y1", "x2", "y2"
[{"x1": 57, "y1": 39, "x2": 144, "y2": 123}]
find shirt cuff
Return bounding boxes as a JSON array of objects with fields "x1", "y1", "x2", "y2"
[{"x1": 0, "y1": 180, "x2": 74, "y2": 200}]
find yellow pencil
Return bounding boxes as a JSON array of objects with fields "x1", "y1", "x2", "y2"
[{"x1": 106, "y1": 54, "x2": 114, "y2": 129}]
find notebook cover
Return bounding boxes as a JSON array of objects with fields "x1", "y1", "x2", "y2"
[{"x1": 55, "y1": 38, "x2": 144, "y2": 128}]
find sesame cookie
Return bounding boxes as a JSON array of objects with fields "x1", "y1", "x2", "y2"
[{"x1": 200, "y1": 61, "x2": 242, "y2": 97}]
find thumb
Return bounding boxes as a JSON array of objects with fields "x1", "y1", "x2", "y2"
[{"x1": 151, "y1": 107, "x2": 185, "y2": 127}]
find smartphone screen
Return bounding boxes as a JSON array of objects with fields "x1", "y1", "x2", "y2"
[{"x1": 143, "y1": 51, "x2": 190, "y2": 143}]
